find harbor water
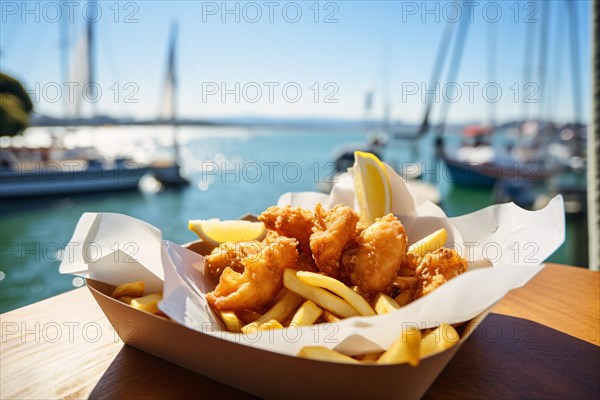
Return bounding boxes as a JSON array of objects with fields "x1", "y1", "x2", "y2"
[{"x1": 0, "y1": 126, "x2": 584, "y2": 313}]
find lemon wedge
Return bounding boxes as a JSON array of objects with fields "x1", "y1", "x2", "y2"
[
  {"x1": 188, "y1": 219, "x2": 266, "y2": 243},
  {"x1": 351, "y1": 151, "x2": 392, "y2": 224},
  {"x1": 408, "y1": 228, "x2": 447, "y2": 257}
]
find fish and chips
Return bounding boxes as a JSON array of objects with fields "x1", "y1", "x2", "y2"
[
  {"x1": 204, "y1": 203, "x2": 469, "y2": 365},
  {"x1": 112, "y1": 202, "x2": 469, "y2": 365}
]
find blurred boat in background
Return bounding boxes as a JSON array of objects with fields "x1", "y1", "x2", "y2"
[
  {"x1": 0, "y1": 13, "x2": 188, "y2": 196},
  {"x1": 321, "y1": 135, "x2": 441, "y2": 205},
  {"x1": 0, "y1": 144, "x2": 149, "y2": 198}
]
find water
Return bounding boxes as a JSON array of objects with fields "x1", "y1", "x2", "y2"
[{"x1": 0, "y1": 126, "x2": 582, "y2": 313}]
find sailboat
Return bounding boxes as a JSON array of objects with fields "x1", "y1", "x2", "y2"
[
  {"x1": 151, "y1": 23, "x2": 189, "y2": 187},
  {"x1": 0, "y1": 6, "x2": 149, "y2": 198},
  {"x1": 433, "y1": 1, "x2": 560, "y2": 192}
]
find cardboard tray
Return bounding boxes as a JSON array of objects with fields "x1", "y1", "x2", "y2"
[{"x1": 86, "y1": 241, "x2": 492, "y2": 399}]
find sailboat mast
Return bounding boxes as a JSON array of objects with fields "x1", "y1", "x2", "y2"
[
  {"x1": 166, "y1": 22, "x2": 179, "y2": 162},
  {"x1": 87, "y1": 0, "x2": 96, "y2": 117},
  {"x1": 537, "y1": 1, "x2": 549, "y2": 121},
  {"x1": 546, "y1": 1, "x2": 566, "y2": 121},
  {"x1": 168, "y1": 24, "x2": 178, "y2": 123},
  {"x1": 521, "y1": 0, "x2": 537, "y2": 125},
  {"x1": 435, "y1": 6, "x2": 470, "y2": 138},
  {"x1": 60, "y1": 15, "x2": 70, "y2": 118},
  {"x1": 417, "y1": 20, "x2": 455, "y2": 137},
  {"x1": 487, "y1": 17, "x2": 496, "y2": 129}
]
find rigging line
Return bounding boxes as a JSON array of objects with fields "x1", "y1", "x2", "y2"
[
  {"x1": 537, "y1": 0, "x2": 550, "y2": 122},
  {"x1": 521, "y1": 0, "x2": 538, "y2": 124},
  {"x1": 417, "y1": 19, "x2": 456, "y2": 137},
  {"x1": 60, "y1": 15, "x2": 70, "y2": 118},
  {"x1": 567, "y1": 0, "x2": 583, "y2": 125},
  {"x1": 101, "y1": 17, "x2": 131, "y2": 117},
  {"x1": 435, "y1": 1, "x2": 470, "y2": 138}
]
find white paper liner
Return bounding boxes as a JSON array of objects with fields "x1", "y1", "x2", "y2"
[{"x1": 60, "y1": 165, "x2": 565, "y2": 356}]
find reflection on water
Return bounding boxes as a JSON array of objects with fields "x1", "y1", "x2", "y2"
[{"x1": 0, "y1": 126, "x2": 587, "y2": 313}]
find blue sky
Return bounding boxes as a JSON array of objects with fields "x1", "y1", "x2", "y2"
[{"x1": 0, "y1": 0, "x2": 592, "y2": 124}]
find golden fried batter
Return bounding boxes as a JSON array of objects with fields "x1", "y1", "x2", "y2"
[
  {"x1": 204, "y1": 241, "x2": 263, "y2": 277},
  {"x1": 206, "y1": 237, "x2": 299, "y2": 311},
  {"x1": 258, "y1": 206, "x2": 315, "y2": 253},
  {"x1": 344, "y1": 214, "x2": 408, "y2": 294},
  {"x1": 398, "y1": 252, "x2": 422, "y2": 276},
  {"x1": 310, "y1": 204, "x2": 359, "y2": 279},
  {"x1": 413, "y1": 248, "x2": 468, "y2": 299},
  {"x1": 262, "y1": 229, "x2": 280, "y2": 243}
]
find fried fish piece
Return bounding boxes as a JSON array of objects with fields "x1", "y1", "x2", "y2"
[
  {"x1": 413, "y1": 248, "x2": 468, "y2": 299},
  {"x1": 206, "y1": 237, "x2": 299, "y2": 311},
  {"x1": 398, "y1": 252, "x2": 422, "y2": 277},
  {"x1": 204, "y1": 241, "x2": 263, "y2": 277},
  {"x1": 344, "y1": 214, "x2": 408, "y2": 294},
  {"x1": 262, "y1": 229, "x2": 280, "y2": 243},
  {"x1": 258, "y1": 206, "x2": 315, "y2": 253},
  {"x1": 310, "y1": 204, "x2": 359, "y2": 279}
]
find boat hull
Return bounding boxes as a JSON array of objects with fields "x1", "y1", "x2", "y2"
[
  {"x1": 442, "y1": 155, "x2": 555, "y2": 189},
  {"x1": 444, "y1": 159, "x2": 498, "y2": 188},
  {"x1": 0, "y1": 167, "x2": 150, "y2": 198}
]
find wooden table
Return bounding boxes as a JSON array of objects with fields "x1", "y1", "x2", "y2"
[{"x1": 1, "y1": 263, "x2": 598, "y2": 399}]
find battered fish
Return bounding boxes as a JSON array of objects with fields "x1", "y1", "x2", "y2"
[
  {"x1": 204, "y1": 241, "x2": 263, "y2": 277},
  {"x1": 206, "y1": 237, "x2": 299, "y2": 311},
  {"x1": 310, "y1": 204, "x2": 359, "y2": 279},
  {"x1": 258, "y1": 206, "x2": 315, "y2": 253},
  {"x1": 413, "y1": 248, "x2": 468, "y2": 299},
  {"x1": 344, "y1": 214, "x2": 408, "y2": 294}
]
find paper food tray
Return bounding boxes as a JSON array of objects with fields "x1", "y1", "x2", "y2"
[
  {"x1": 61, "y1": 164, "x2": 565, "y2": 399},
  {"x1": 86, "y1": 269, "x2": 493, "y2": 400}
]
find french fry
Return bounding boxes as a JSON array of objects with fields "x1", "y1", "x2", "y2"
[
  {"x1": 236, "y1": 309, "x2": 263, "y2": 325},
  {"x1": 350, "y1": 285, "x2": 371, "y2": 299},
  {"x1": 420, "y1": 323, "x2": 460, "y2": 358},
  {"x1": 394, "y1": 291, "x2": 413, "y2": 307},
  {"x1": 241, "y1": 319, "x2": 284, "y2": 334},
  {"x1": 130, "y1": 293, "x2": 163, "y2": 315},
  {"x1": 321, "y1": 310, "x2": 341, "y2": 323},
  {"x1": 249, "y1": 289, "x2": 304, "y2": 327},
  {"x1": 377, "y1": 326, "x2": 421, "y2": 366},
  {"x1": 290, "y1": 300, "x2": 323, "y2": 326},
  {"x1": 220, "y1": 311, "x2": 243, "y2": 332},
  {"x1": 111, "y1": 281, "x2": 144, "y2": 299},
  {"x1": 297, "y1": 346, "x2": 360, "y2": 364},
  {"x1": 117, "y1": 296, "x2": 134, "y2": 305},
  {"x1": 372, "y1": 293, "x2": 401, "y2": 315},
  {"x1": 283, "y1": 269, "x2": 358, "y2": 318},
  {"x1": 296, "y1": 271, "x2": 376, "y2": 316}
]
